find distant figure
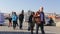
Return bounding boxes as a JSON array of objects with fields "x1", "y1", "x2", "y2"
[
  {"x1": 48, "y1": 17, "x2": 54, "y2": 26},
  {"x1": 28, "y1": 12, "x2": 35, "y2": 34},
  {"x1": 12, "y1": 12, "x2": 18, "y2": 30},
  {"x1": 8, "y1": 14, "x2": 12, "y2": 27},
  {"x1": 19, "y1": 10, "x2": 24, "y2": 29},
  {"x1": 34, "y1": 7, "x2": 45, "y2": 34}
]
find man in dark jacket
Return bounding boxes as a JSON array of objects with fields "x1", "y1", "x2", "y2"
[
  {"x1": 36, "y1": 7, "x2": 45, "y2": 34},
  {"x1": 19, "y1": 10, "x2": 24, "y2": 29}
]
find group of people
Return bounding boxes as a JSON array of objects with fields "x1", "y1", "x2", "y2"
[
  {"x1": 8, "y1": 7, "x2": 45, "y2": 34},
  {"x1": 28, "y1": 7, "x2": 45, "y2": 34},
  {"x1": 8, "y1": 10, "x2": 24, "y2": 30}
]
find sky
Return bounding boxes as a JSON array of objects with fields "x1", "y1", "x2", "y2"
[{"x1": 0, "y1": 0, "x2": 60, "y2": 14}]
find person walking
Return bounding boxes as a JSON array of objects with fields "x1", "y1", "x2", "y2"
[
  {"x1": 35, "y1": 7, "x2": 45, "y2": 34},
  {"x1": 12, "y1": 12, "x2": 18, "y2": 30},
  {"x1": 28, "y1": 12, "x2": 35, "y2": 34},
  {"x1": 19, "y1": 10, "x2": 24, "y2": 29},
  {"x1": 8, "y1": 14, "x2": 12, "y2": 27}
]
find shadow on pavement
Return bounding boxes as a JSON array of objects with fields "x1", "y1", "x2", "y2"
[{"x1": 0, "y1": 32, "x2": 55, "y2": 34}]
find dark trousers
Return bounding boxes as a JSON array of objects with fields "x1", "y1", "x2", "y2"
[
  {"x1": 31, "y1": 26, "x2": 34, "y2": 34},
  {"x1": 28, "y1": 22, "x2": 35, "y2": 30},
  {"x1": 13, "y1": 21, "x2": 17, "y2": 29},
  {"x1": 16, "y1": 20, "x2": 18, "y2": 26},
  {"x1": 28, "y1": 23, "x2": 34, "y2": 34},
  {"x1": 9, "y1": 20, "x2": 12, "y2": 27},
  {"x1": 36, "y1": 22, "x2": 45, "y2": 34},
  {"x1": 28, "y1": 22, "x2": 35, "y2": 34},
  {"x1": 28, "y1": 23, "x2": 31, "y2": 30},
  {"x1": 19, "y1": 20, "x2": 23, "y2": 29}
]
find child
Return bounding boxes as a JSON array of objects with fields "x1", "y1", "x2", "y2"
[{"x1": 8, "y1": 14, "x2": 12, "y2": 27}]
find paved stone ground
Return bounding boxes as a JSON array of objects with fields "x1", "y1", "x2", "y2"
[
  {"x1": 0, "y1": 26, "x2": 57, "y2": 34},
  {"x1": 0, "y1": 32, "x2": 55, "y2": 34},
  {"x1": 0, "y1": 20, "x2": 60, "y2": 34}
]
